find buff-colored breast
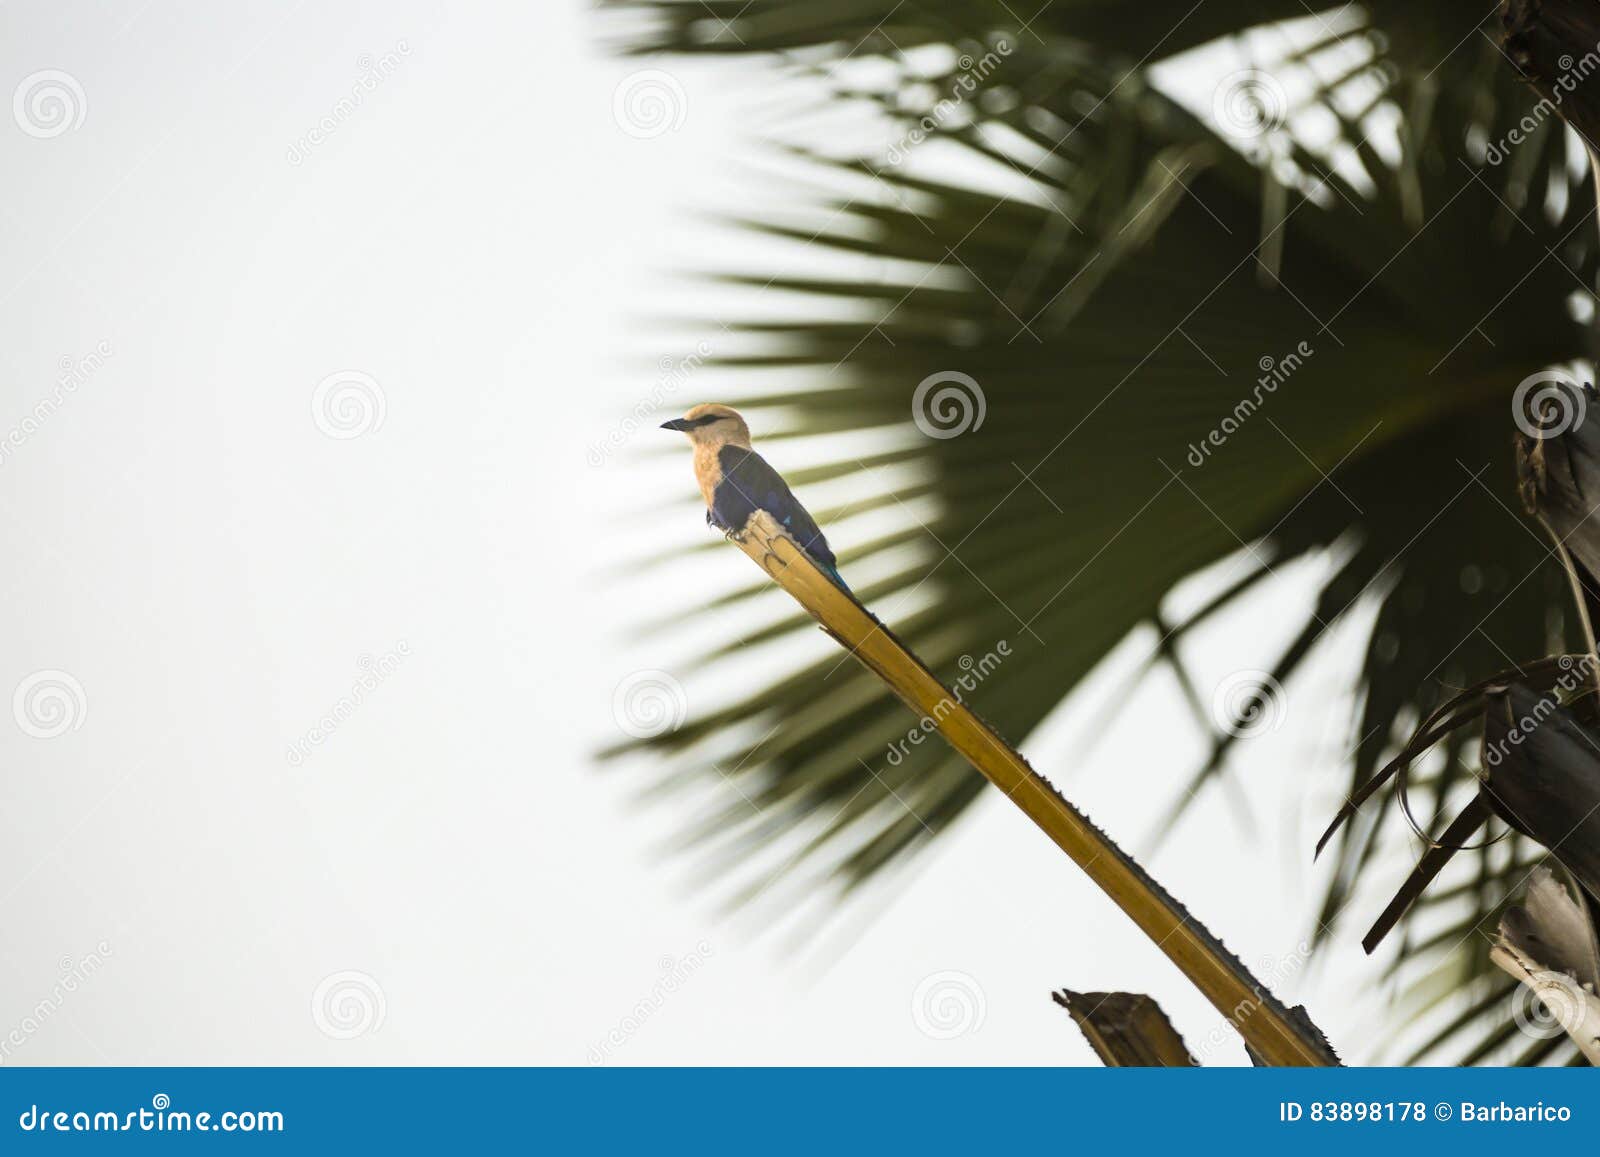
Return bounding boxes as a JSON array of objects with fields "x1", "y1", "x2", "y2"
[{"x1": 691, "y1": 440, "x2": 725, "y2": 508}]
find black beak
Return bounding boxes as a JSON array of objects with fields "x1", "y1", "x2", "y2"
[{"x1": 660, "y1": 418, "x2": 691, "y2": 431}]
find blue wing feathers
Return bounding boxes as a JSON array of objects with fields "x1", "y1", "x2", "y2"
[{"x1": 714, "y1": 446, "x2": 851, "y2": 594}]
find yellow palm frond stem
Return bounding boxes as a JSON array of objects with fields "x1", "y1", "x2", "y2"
[{"x1": 731, "y1": 513, "x2": 1338, "y2": 1067}]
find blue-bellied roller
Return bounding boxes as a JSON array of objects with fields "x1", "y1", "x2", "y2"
[{"x1": 661, "y1": 403, "x2": 851, "y2": 593}]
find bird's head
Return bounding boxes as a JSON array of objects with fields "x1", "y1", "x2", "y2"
[{"x1": 660, "y1": 403, "x2": 752, "y2": 447}]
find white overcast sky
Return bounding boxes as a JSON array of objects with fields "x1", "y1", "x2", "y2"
[{"x1": 0, "y1": 1, "x2": 1460, "y2": 1066}]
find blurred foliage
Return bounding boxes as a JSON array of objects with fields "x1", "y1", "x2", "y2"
[{"x1": 603, "y1": 0, "x2": 1599, "y2": 1062}]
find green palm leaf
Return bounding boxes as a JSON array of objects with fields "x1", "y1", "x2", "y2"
[{"x1": 604, "y1": 0, "x2": 1594, "y2": 1063}]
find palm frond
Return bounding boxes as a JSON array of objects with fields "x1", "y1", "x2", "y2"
[{"x1": 603, "y1": 0, "x2": 1599, "y2": 1064}]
